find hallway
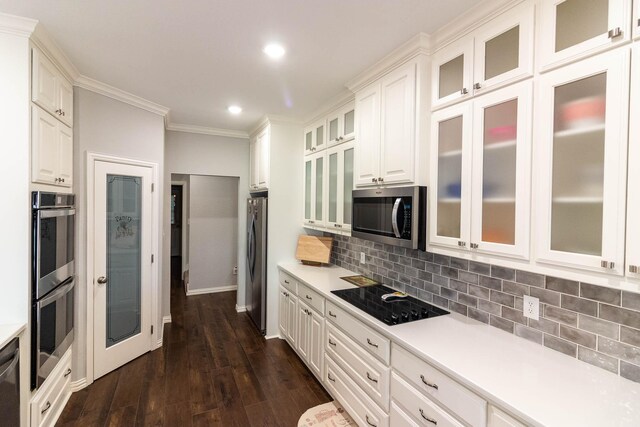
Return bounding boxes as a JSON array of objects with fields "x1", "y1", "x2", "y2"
[{"x1": 56, "y1": 285, "x2": 331, "y2": 426}]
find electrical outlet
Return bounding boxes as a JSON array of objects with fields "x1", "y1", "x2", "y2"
[
  {"x1": 233, "y1": 266, "x2": 238, "y2": 275},
  {"x1": 360, "y1": 252, "x2": 366, "y2": 264},
  {"x1": 523, "y1": 295, "x2": 539, "y2": 320}
]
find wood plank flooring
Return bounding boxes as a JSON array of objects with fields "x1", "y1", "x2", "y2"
[{"x1": 56, "y1": 283, "x2": 331, "y2": 426}]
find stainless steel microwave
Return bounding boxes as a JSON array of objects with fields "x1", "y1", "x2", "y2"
[{"x1": 351, "y1": 186, "x2": 427, "y2": 250}]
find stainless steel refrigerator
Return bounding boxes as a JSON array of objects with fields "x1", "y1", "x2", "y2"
[{"x1": 246, "y1": 197, "x2": 267, "y2": 334}]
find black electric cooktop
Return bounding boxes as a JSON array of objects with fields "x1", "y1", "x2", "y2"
[{"x1": 331, "y1": 284, "x2": 449, "y2": 326}]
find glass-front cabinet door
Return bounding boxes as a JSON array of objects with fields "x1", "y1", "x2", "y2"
[
  {"x1": 325, "y1": 142, "x2": 355, "y2": 233},
  {"x1": 327, "y1": 102, "x2": 356, "y2": 147},
  {"x1": 626, "y1": 45, "x2": 640, "y2": 277},
  {"x1": 429, "y1": 103, "x2": 472, "y2": 249},
  {"x1": 537, "y1": 49, "x2": 629, "y2": 274},
  {"x1": 302, "y1": 151, "x2": 327, "y2": 228},
  {"x1": 471, "y1": 81, "x2": 532, "y2": 259},
  {"x1": 539, "y1": 0, "x2": 631, "y2": 70},
  {"x1": 431, "y1": 38, "x2": 474, "y2": 109},
  {"x1": 473, "y1": 3, "x2": 534, "y2": 94},
  {"x1": 303, "y1": 120, "x2": 326, "y2": 156}
]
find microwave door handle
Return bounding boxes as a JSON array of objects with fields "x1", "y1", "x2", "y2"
[
  {"x1": 0, "y1": 349, "x2": 19, "y2": 383},
  {"x1": 38, "y1": 278, "x2": 75, "y2": 308},
  {"x1": 391, "y1": 198, "x2": 402, "y2": 238}
]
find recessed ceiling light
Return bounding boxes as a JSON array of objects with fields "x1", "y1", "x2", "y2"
[
  {"x1": 228, "y1": 105, "x2": 242, "y2": 115},
  {"x1": 263, "y1": 43, "x2": 285, "y2": 59}
]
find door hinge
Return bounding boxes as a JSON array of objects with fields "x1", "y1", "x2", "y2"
[
  {"x1": 151, "y1": 325, "x2": 154, "y2": 334},
  {"x1": 151, "y1": 183, "x2": 155, "y2": 192},
  {"x1": 151, "y1": 254, "x2": 155, "y2": 263}
]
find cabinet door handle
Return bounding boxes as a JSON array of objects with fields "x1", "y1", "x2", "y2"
[
  {"x1": 420, "y1": 374, "x2": 439, "y2": 390},
  {"x1": 630, "y1": 265, "x2": 638, "y2": 274},
  {"x1": 366, "y1": 372, "x2": 378, "y2": 383},
  {"x1": 419, "y1": 409, "x2": 437, "y2": 425},
  {"x1": 328, "y1": 339, "x2": 337, "y2": 347},
  {"x1": 473, "y1": 83, "x2": 481, "y2": 90},
  {"x1": 41, "y1": 401, "x2": 51, "y2": 415},
  {"x1": 608, "y1": 27, "x2": 622, "y2": 38},
  {"x1": 327, "y1": 373, "x2": 336, "y2": 382},
  {"x1": 365, "y1": 415, "x2": 377, "y2": 427},
  {"x1": 470, "y1": 243, "x2": 479, "y2": 249},
  {"x1": 378, "y1": 177, "x2": 384, "y2": 183},
  {"x1": 366, "y1": 338, "x2": 378, "y2": 348},
  {"x1": 55, "y1": 109, "x2": 61, "y2": 115},
  {"x1": 305, "y1": 295, "x2": 312, "y2": 300},
  {"x1": 460, "y1": 88, "x2": 468, "y2": 95},
  {"x1": 328, "y1": 311, "x2": 336, "y2": 318},
  {"x1": 64, "y1": 368, "x2": 72, "y2": 377},
  {"x1": 371, "y1": 178, "x2": 377, "y2": 183}
]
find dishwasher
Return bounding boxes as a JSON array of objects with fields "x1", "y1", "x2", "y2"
[{"x1": 0, "y1": 337, "x2": 20, "y2": 427}]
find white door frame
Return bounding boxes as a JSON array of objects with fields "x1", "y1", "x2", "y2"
[
  {"x1": 86, "y1": 152, "x2": 160, "y2": 386},
  {"x1": 171, "y1": 180, "x2": 188, "y2": 277}
]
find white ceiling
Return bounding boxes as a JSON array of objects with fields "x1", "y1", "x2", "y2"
[{"x1": 0, "y1": 0, "x2": 478, "y2": 132}]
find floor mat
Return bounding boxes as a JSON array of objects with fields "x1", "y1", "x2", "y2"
[{"x1": 298, "y1": 401, "x2": 357, "y2": 427}]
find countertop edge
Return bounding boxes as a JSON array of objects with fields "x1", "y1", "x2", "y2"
[{"x1": 0, "y1": 323, "x2": 27, "y2": 350}]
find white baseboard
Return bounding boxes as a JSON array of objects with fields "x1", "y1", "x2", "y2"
[
  {"x1": 153, "y1": 337, "x2": 163, "y2": 350},
  {"x1": 265, "y1": 334, "x2": 281, "y2": 340},
  {"x1": 162, "y1": 314, "x2": 172, "y2": 324},
  {"x1": 235, "y1": 304, "x2": 247, "y2": 313},
  {"x1": 70, "y1": 377, "x2": 88, "y2": 392},
  {"x1": 186, "y1": 285, "x2": 237, "y2": 296}
]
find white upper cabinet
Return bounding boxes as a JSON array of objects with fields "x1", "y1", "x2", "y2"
[
  {"x1": 326, "y1": 142, "x2": 355, "y2": 233},
  {"x1": 625, "y1": 45, "x2": 640, "y2": 277},
  {"x1": 32, "y1": 48, "x2": 73, "y2": 127},
  {"x1": 32, "y1": 105, "x2": 73, "y2": 187},
  {"x1": 327, "y1": 102, "x2": 356, "y2": 147},
  {"x1": 432, "y1": 3, "x2": 534, "y2": 109},
  {"x1": 249, "y1": 126, "x2": 270, "y2": 191},
  {"x1": 536, "y1": 49, "x2": 630, "y2": 274},
  {"x1": 538, "y1": 0, "x2": 631, "y2": 71},
  {"x1": 354, "y1": 82, "x2": 382, "y2": 186},
  {"x1": 303, "y1": 150, "x2": 326, "y2": 227},
  {"x1": 432, "y1": 38, "x2": 474, "y2": 109},
  {"x1": 634, "y1": 0, "x2": 640, "y2": 39},
  {"x1": 304, "y1": 119, "x2": 326, "y2": 156},
  {"x1": 355, "y1": 60, "x2": 420, "y2": 187},
  {"x1": 430, "y1": 82, "x2": 532, "y2": 259}
]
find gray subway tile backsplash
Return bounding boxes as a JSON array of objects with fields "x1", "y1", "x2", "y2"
[{"x1": 328, "y1": 234, "x2": 640, "y2": 384}]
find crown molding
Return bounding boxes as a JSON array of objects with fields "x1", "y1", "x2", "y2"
[
  {"x1": 31, "y1": 23, "x2": 80, "y2": 82},
  {"x1": 0, "y1": 13, "x2": 37, "y2": 38},
  {"x1": 249, "y1": 114, "x2": 303, "y2": 137},
  {"x1": 75, "y1": 75, "x2": 170, "y2": 117},
  {"x1": 165, "y1": 122, "x2": 249, "y2": 139},
  {"x1": 430, "y1": 0, "x2": 523, "y2": 52},
  {"x1": 346, "y1": 32, "x2": 431, "y2": 93},
  {"x1": 304, "y1": 89, "x2": 355, "y2": 126}
]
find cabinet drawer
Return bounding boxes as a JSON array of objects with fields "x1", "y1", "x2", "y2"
[
  {"x1": 326, "y1": 322, "x2": 390, "y2": 411},
  {"x1": 279, "y1": 271, "x2": 297, "y2": 293},
  {"x1": 488, "y1": 405, "x2": 526, "y2": 427},
  {"x1": 392, "y1": 345, "x2": 486, "y2": 427},
  {"x1": 31, "y1": 350, "x2": 72, "y2": 427},
  {"x1": 298, "y1": 282, "x2": 324, "y2": 314},
  {"x1": 391, "y1": 373, "x2": 464, "y2": 427},
  {"x1": 326, "y1": 301, "x2": 390, "y2": 364},
  {"x1": 390, "y1": 402, "x2": 420, "y2": 427},
  {"x1": 325, "y1": 356, "x2": 389, "y2": 427}
]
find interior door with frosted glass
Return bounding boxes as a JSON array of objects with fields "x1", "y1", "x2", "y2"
[{"x1": 93, "y1": 160, "x2": 153, "y2": 379}]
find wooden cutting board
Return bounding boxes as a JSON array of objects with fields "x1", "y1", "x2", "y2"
[{"x1": 295, "y1": 235, "x2": 333, "y2": 265}]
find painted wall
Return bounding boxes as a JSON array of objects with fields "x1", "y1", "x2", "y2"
[
  {"x1": 73, "y1": 87, "x2": 165, "y2": 382},
  {"x1": 163, "y1": 131, "x2": 249, "y2": 312},
  {"x1": 188, "y1": 175, "x2": 238, "y2": 293}
]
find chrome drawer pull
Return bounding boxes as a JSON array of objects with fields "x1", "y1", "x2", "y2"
[
  {"x1": 366, "y1": 415, "x2": 377, "y2": 427},
  {"x1": 41, "y1": 401, "x2": 51, "y2": 415},
  {"x1": 328, "y1": 311, "x2": 337, "y2": 318},
  {"x1": 327, "y1": 373, "x2": 336, "y2": 382},
  {"x1": 328, "y1": 339, "x2": 337, "y2": 347},
  {"x1": 366, "y1": 338, "x2": 378, "y2": 348},
  {"x1": 366, "y1": 372, "x2": 378, "y2": 383},
  {"x1": 284, "y1": 280, "x2": 290, "y2": 284},
  {"x1": 64, "y1": 368, "x2": 72, "y2": 377},
  {"x1": 306, "y1": 295, "x2": 312, "y2": 300},
  {"x1": 419, "y1": 409, "x2": 437, "y2": 425},
  {"x1": 420, "y1": 374, "x2": 439, "y2": 390}
]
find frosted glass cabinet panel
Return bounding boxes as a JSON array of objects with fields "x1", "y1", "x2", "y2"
[
  {"x1": 471, "y1": 81, "x2": 532, "y2": 258},
  {"x1": 432, "y1": 38, "x2": 473, "y2": 108},
  {"x1": 303, "y1": 120, "x2": 326, "y2": 156},
  {"x1": 429, "y1": 104, "x2": 472, "y2": 249},
  {"x1": 325, "y1": 142, "x2": 355, "y2": 232},
  {"x1": 304, "y1": 159, "x2": 312, "y2": 222},
  {"x1": 327, "y1": 102, "x2": 356, "y2": 147},
  {"x1": 539, "y1": 0, "x2": 631, "y2": 70},
  {"x1": 537, "y1": 49, "x2": 630, "y2": 274},
  {"x1": 302, "y1": 151, "x2": 327, "y2": 227}
]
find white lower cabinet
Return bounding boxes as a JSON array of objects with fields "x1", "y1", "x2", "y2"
[
  {"x1": 325, "y1": 356, "x2": 389, "y2": 427},
  {"x1": 30, "y1": 349, "x2": 72, "y2": 427}
]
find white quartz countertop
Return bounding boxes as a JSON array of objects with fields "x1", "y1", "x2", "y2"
[
  {"x1": 279, "y1": 262, "x2": 640, "y2": 427},
  {"x1": 0, "y1": 322, "x2": 26, "y2": 350}
]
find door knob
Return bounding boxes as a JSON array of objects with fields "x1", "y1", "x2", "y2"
[{"x1": 97, "y1": 276, "x2": 108, "y2": 284}]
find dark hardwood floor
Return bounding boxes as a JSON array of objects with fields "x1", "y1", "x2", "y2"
[{"x1": 56, "y1": 278, "x2": 331, "y2": 426}]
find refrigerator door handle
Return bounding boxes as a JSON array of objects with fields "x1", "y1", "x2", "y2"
[{"x1": 247, "y1": 216, "x2": 255, "y2": 282}]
